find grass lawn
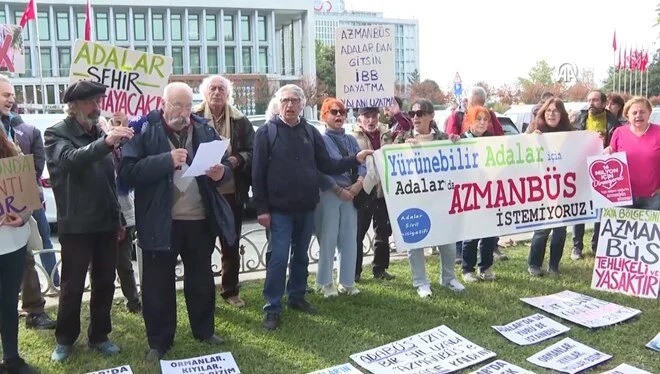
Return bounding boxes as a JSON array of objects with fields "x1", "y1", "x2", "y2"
[{"x1": 20, "y1": 235, "x2": 660, "y2": 374}]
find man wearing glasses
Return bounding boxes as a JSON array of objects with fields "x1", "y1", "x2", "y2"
[{"x1": 118, "y1": 82, "x2": 233, "y2": 361}]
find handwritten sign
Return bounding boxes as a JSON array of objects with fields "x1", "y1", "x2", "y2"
[
  {"x1": 0, "y1": 155, "x2": 41, "y2": 221},
  {"x1": 520, "y1": 290, "x2": 641, "y2": 328},
  {"x1": 308, "y1": 363, "x2": 362, "y2": 374},
  {"x1": 69, "y1": 40, "x2": 173, "y2": 117},
  {"x1": 492, "y1": 313, "x2": 569, "y2": 345},
  {"x1": 646, "y1": 332, "x2": 660, "y2": 352},
  {"x1": 335, "y1": 25, "x2": 395, "y2": 109},
  {"x1": 591, "y1": 208, "x2": 660, "y2": 299},
  {"x1": 0, "y1": 25, "x2": 25, "y2": 73},
  {"x1": 349, "y1": 325, "x2": 496, "y2": 374},
  {"x1": 160, "y1": 352, "x2": 240, "y2": 374},
  {"x1": 602, "y1": 363, "x2": 653, "y2": 374},
  {"x1": 586, "y1": 152, "x2": 632, "y2": 207},
  {"x1": 527, "y1": 338, "x2": 611, "y2": 374},
  {"x1": 373, "y1": 131, "x2": 603, "y2": 250},
  {"x1": 85, "y1": 365, "x2": 133, "y2": 374},
  {"x1": 469, "y1": 360, "x2": 535, "y2": 374}
]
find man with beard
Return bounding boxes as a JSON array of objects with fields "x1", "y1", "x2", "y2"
[
  {"x1": 119, "y1": 82, "x2": 233, "y2": 361},
  {"x1": 383, "y1": 96, "x2": 406, "y2": 131},
  {"x1": 45, "y1": 81, "x2": 134, "y2": 361},
  {"x1": 571, "y1": 90, "x2": 621, "y2": 260}
]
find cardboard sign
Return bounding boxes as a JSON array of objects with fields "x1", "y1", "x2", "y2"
[
  {"x1": 335, "y1": 25, "x2": 395, "y2": 109},
  {"x1": 520, "y1": 290, "x2": 641, "y2": 328},
  {"x1": 469, "y1": 360, "x2": 535, "y2": 374},
  {"x1": 0, "y1": 155, "x2": 41, "y2": 221},
  {"x1": 85, "y1": 365, "x2": 133, "y2": 374},
  {"x1": 527, "y1": 338, "x2": 611, "y2": 374},
  {"x1": 601, "y1": 363, "x2": 653, "y2": 374},
  {"x1": 69, "y1": 40, "x2": 173, "y2": 117},
  {"x1": 492, "y1": 313, "x2": 569, "y2": 345},
  {"x1": 0, "y1": 25, "x2": 25, "y2": 73},
  {"x1": 646, "y1": 332, "x2": 660, "y2": 352},
  {"x1": 591, "y1": 208, "x2": 660, "y2": 299},
  {"x1": 160, "y1": 352, "x2": 240, "y2": 374},
  {"x1": 308, "y1": 363, "x2": 362, "y2": 374},
  {"x1": 350, "y1": 325, "x2": 496, "y2": 374},
  {"x1": 586, "y1": 152, "x2": 632, "y2": 207},
  {"x1": 373, "y1": 131, "x2": 603, "y2": 250}
]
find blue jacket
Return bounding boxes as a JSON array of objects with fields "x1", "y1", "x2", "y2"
[
  {"x1": 318, "y1": 128, "x2": 366, "y2": 190},
  {"x1": 118, "y1": 110, "x2": 236, "y2": 251}
]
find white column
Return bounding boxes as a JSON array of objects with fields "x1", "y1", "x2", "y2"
[
  {"x1": 49, "y1": 6, "x2": 58, "y2": 77},
  {"x1": 236, "y1": 10, "x2": 242, "y2": 73},
  {"x1": 165, "y1": 9, "x2": 172, "y2": 55},
  {"x1": 183, "y1": 9, "x2": 190, "y2": 73},
  {"x1": 283, "y1": 23, "x2": 292, "y2": 76},
  {"x1": 293, "y1": 18, "x2": 302, "y2": 76},
  {"x1": 109, "y1": 7, "x2": 115, "y2": 45},
  {"x1": 147, "y1": 8, "x2": 153, "y2": 53},
  {"x1": 201, "y1": 9, "x2": 208, "y2": 73},
  {"x1": 68, "y1": 6, "x2": 75, "y2": 43},
  {"x1": 219, "y1": 9, "x2": 225, "y2": 73},
  {"x1": 252, "y1": 10, "x2": 259, "y2": 73},
  {"x1": 269, "y1": 11, "x2": 276, "y2": 74},
  {"x1": 275, "y1": 28, "x2": 282, "y2": 75},
  {"x1": 128, "y1": 7, "x2": 134, "y2": 49},
  {"x1": 301, "y1": 12, "x2": 315, "y2": 78}
]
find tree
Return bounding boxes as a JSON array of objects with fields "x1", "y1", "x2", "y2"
[
  {"x1": 517, "y1": 60, "x2": 563, "y2": 103},
  {"x1": 409, "y1": 79, "x2": 448, "y2": 105},
  {"x1": 474, "y1": 80, "x2": 495, "y2": 101},
  {"x1": 315, "y1": 40, "x2": 336, "y2": 97},
  {"x1": 564, "y1": 69, "x2": 597, "y2": 101},
  {"x1": 407, "y1": 69, "x2": 421, "y2": 85},
  {"x1": 495, "y1": 84, "x2": 520, "y2": 105}
]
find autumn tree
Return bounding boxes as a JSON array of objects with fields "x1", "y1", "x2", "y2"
[
  {"x1": 495, "y1": 83, "x2": 520, "y2": 105},
  {"x1": 517, "y1": 59, "x2": 564, "y2": 103},
  {"x1": 409, "y1": 79, "x2": 448, "y2": 105},
  {"x1": 315, "y1": 40, "x2": 336, "y2": 97},
  {"x1": 408, "y1": 69, "x2": 421, "y2": 85}
]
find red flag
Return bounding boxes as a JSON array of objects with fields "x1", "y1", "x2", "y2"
[
  {"x1": 612, "y1": 30, "x2": 617, "y2": 51},
  {"x1": 19, "y1": 0, "x2": 36, "y2": 28},
  {"x1": 641, "y1": 50, "x2": 649, "y2": 72},
  {"x1": 84, "y1": 0, "x2": 92, "y2": 41},
  {"x1": 623, "y1": 47, "x2": 628, "y2": 69},
  {"x1": 617, "y1": 47, "x2": 622, "y2": 70}
]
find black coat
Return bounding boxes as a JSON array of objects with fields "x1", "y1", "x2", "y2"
[{"x1": 574, "y1": 110, "x2": 622, "y2": 146}]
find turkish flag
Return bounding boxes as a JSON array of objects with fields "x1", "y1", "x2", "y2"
[
  {"x1": 19, "y1": 0, "x2": 36, "y2": 28},
  {"x1": 84, "y1": 0, "x2": 92, "y2": 41}
]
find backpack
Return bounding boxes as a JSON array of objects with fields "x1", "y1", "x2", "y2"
[{"x1": 265, "y1": 120, "x2": 316, "y2": 159}]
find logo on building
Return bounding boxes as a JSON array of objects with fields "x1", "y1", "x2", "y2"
[
  {"x1": 557, "y1": 63, "x2": 578, "y2": 84},
  {"x1": 314, "y1": 0, "x2": 346, "y2": 13}
]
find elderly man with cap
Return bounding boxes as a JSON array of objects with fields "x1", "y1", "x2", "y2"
[{"x1": 45, "y1": 80, "x2": 134, "y2": 361}]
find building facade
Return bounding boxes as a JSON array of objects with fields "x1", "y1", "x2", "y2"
[
  {"x1": 2, "y1": 0, "x2": 316, "y2": 114},
  {"x1": 315, "y1": 10, "x2": 419, "y2": 87}
]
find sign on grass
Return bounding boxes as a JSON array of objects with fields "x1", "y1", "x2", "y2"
[
  {"x1": 160, "y1": 352, "x2": 240, "y2": 374},
  {"x1": 646, "y1": 332, "x2": 660, "y2": 352},
  {"x1": 0, "y1": 155, "x2": 42, "y2": 222},
  {"x1": 520, "y1": 290, "x2": 640, "y2": 328},
  {"x1": 601, "y1": 363, "x2": 653, "y2": 374},
  {"x1": 469, "y1": 360, "x2": 535, "y2": 374},
  {"x1": 350, "y1": 325, "x2": 496, "y2": 374},
  {"x1": 491, "y1": 313, "x2": 569, "y2": 345},
  {"x1": 85, "y1": 366, "x2": 133, "y2": 374},
  {"x1": 527, "y1": 338, "x2": 611, "y2": 374},
  {"x1": 308, "y1": 363, "x2": 362, "y2": 374}
]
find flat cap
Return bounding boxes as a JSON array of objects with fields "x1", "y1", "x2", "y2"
[
  {"x1": 358, "y1": 107, "x2": 379, "y2": 115},
  {"x1": 63, "y1": 81, "x2": 107, "y2": 103}
]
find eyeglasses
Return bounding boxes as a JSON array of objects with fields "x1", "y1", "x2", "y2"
[
  {"x1": 408, "y1": 110, "x2": 428, "y2": 118},
  {"x1": 329, "y1": 109, "x2": 346, "y2": 116},
  {"x1": 280, "y1": 97, "x2": 301, "y2": 105},
  {"x1": 167, "y1": 102, "x2": 193, "y2": 111},
  {"x1": 545, "y1": 109, "x2": 561, "y2": 115}
]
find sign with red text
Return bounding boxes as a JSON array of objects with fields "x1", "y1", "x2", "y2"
[
  {"x1": 85, "y1": 365, "x2": 133, "y2": 374},
  {"x1": 0, "y1": 25, "x2": 25, "y2": 73},
  {"x1": 372, "y1": 131, "x2": 602, "y2": 250},
  {"x1": 492, "y1": 313, "x2": 569, "y2": 345},
  {"x1": 591, "y1": 208, "x2": 660, "y2": 299},
  {"x1": 520, "y1": 290, "x2": 641, "y2": 328},
  {"x1": 69, "y1": 40, "x2": 172, "y2": 117},
  {"x1": 586, "y1": 152, "x2": 632, "y2": 207},
  {"x1": 527, "y1": 338, "x2": 611, "y2": 374},
  {"x1": 0, "y1": 155, "x2": 41, "y2": 222},
  {"x1": 469, "y1": 360, "x2": 535, "y2": 374},
  {"x1": 160, "y1": 352, "x2": 239, "y2": 374},
  {"x1": 349, "y1": 325, "x2": 496, "y2": 374}
]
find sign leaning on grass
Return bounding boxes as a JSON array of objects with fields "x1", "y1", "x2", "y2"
[
  {"x1": 601, "y1": 363, "x2": 653, "y2": 374},
  {"x1": 591, "y1": 207, "x2": 660, "y2": 299},
  {"x1": 349, "y1": 325, "x2": 496, "y2": 374},
  {"x1": 527, "y1": 338, "x2": 611, "y2": 374},
  {"x1": 520, "y1": 290, "x2": 641, "y2": 328},
  {"x1": 372, "y1": 131, "x2": 603, "y2": 250},
  {"x1": 491, "y1": 313, "x2": 569, "y2": 345},
  {"x1": 308, "y1": 363, "x2": 362, "y2": 374},
  {"x1": 469, "y1": 360, "x2": 535, "y2": 374},
  {"x1": 0, "y1": 155, "x2": 42, "y2": 222},
  {"x1": 85, "y1": 365, "x2": 133, "y2": 374},
  {"x1": 335, "y1": 25, "x2": 395, "y2": 108},
  {"x1": 69, "y1": 40, "x2": 173, "y2": 117},
  {"x1": 160, "y1": 352, "x2": 240, "y2": 374}
]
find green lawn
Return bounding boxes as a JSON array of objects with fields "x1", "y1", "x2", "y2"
[{"x1": 20, "y1": 235, "x2": 660, "y2": 374}]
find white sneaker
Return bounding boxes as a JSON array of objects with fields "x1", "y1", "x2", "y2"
[
  {"x1": 443, "y1": 278, "x2": 465, "y2": 293},
  {"x1": 462, "y1": 272, "x2": 480, "y2": 283},
  {"x1": 479, "y1": 268, "x2": 496, "y2": 281},
  {"x1": 416, "y1": 284, "x2": 433, "y2": 298},
  {"x1": 321, "y1": 284, "x2": 338, "y2": 298},
  {"x1": 338, "y1": 284, "x2": 360, "y2": 296}
]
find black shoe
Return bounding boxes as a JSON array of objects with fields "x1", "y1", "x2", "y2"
[
  {"x1": 25, "y1": 312, "x2": 56, "y2": 330},
  {"x1": 202, "y1": 335, "x2": 225, "y2": 345},
  {"x1": 287, "y1": 299, "x2": 318, "y2": 314},
  {"x1": 2, "y1": 357, "x2": 39, "y2": 374},
  {"x1": 354, "y1": 273, "x2": 361, "y2": 283},
  {"x1": 127, "y1": 301, "x2": 142, "y2": 314},
  {"x1": 145, "y1": 348, "x2": 163, "y2": 363},
  {"x1": 373, "y1": 271, "x2": 395, "y2": 280},
  {"x1": 264, "y1": 313, "x2": 279, "y2": 331}
]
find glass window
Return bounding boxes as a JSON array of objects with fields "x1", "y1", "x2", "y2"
[
  {"x1": 189, "y1": 47, "x2": 200, "y2": 74},
  {"x1": 207, "y1": 47, "x2": 218, "y2": 74},
  {"x1": 223, "y1": 15, "x2": 233, "y2": 41},
  {"x1": 205, "y1": 14, "x2": 217, "y2": 41},
  {"x1": 134, "y1": 13, "x2": 146, "y2": 41},
  {"x1": 58, "y1": 47, "x2": 70, "y2": 76},
  {"x1": 152, "y1": 13, "x2": 164, "y2": 41},
  {"x1": 135, "y1": 46, "x2": 147, "y2": 52},
  {"x1": 242, "y1": 47, "x2": 252, "y2": 73},
  {"x1": 259, "y1": 47, "x2": 268, "y2": 73},
  {"x1": 35, "y1": 85, "x2": 43, "y2": 104},
  {"x1": 115, "y1": 13, "x2": 128, "y2": 41},
  {"x1": 152, "y1": 46, "x2": 165, "y2": 56},
  {"x1": 188, "y1": 14, "x2": 199, "y2": 41},
  {"x1": 224, "y1": 47, "x2": 235, "y2": 74},
  {"x1": 76, "y1": 13, "x2": 85, "y2": 39},
  {"x1": 0, "y1": 11, "x2": 6, "y2": 25},
  {"x1": 258, "y1": 15, "x2": 266, "y2": 41},
  {"x1": 56, "y1": 12, "x2": 70, "y2": 41},
  {"x1": 58, "y1": 85, "x2": 66, "y2": 103},
  {"x1": 171, "y1": 14, "x2": 182, "y2": 41},
  {"x1": 172, "y1": 47, "x2": 183, "y2": 74},
  {"x1": 38, "y1": 12, "x2": 49, "y2": 41},
  {"x1": 25, "y1": 86, "x2": 34, "y2": 105},
  {"x1": 41, "y1": 49, "x2": 52, "y2": 78},
  {"x1": 19, "y1": 48, "x2": 31, "y2": 78},
  {"x1": 46, "y1": 85, "x2": 55, "y2": 105},
  {"x1": 96, "y1": 12, "x2": 109, "y2": 41},
  {"x1": 14, "y1": 86, "x2": 24, "y2": 105},
  {"x1": 240, "y1": 15, "x2": 250, "y2": 41},
  {"x1": 15, "y1": 12, "x2": 30, "y2": 40}
]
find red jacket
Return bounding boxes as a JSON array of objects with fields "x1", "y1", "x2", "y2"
[{"x1": 445, "y1": 109, "x2": 504, "y2": 136}]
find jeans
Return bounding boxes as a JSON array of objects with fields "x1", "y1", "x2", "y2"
[
  {"x1": 572, "y1": 222, "x2": 600, "y2": 251},
  {"x1": 314, "y1": 191, "x2": 358, "y2": 288},
  {"x1": 32, "y1": 208, "x2": 60, "y2": 286},
  {"x1": 529, "y1": 227, "x2": 567, "y2": 270},
  {"x1": 462, "y1": 237, "x2": 496, "y2": 274},
  {"x1": 0, "y1": 247, "x2": 27, "y2": 359},
  {"x1": 408, "y1": 244, "x2": 456, "y2": 287},
  {"x1": 631, "y1": 195, "x2": 660, "y2": 210},
  {"x1": 263, "y1": 212, "x2": 314, "y2": 314}
]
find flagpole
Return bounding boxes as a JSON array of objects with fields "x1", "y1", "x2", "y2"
[{"x1": 32, "y1": 4, "x2": 46, "y2": 112}]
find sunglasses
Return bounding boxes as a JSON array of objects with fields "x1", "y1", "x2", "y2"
[
  {"x1": 329, "y1": 109, "x2": 347, "y2": 116},
  {"x1": 408, "y1": 110, "x2": 429, "y2": 118}
]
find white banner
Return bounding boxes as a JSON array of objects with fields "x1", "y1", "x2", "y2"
[
  {"x1": 491, "y1": 313, "x2": 569, "y2": 345},
  {"x1": 373, "y1": 132, "x2": 602, "y2": 250},
  {"x1": 85, "y1": 366, "x2": 133, "y2": 374},
  {"x1": 601, "y1": 363, "x2": 653, "y2": 374},
  {"x1": 591, "y1": 208, "x2": 660, "y2": 299},
  {"x1": 469, "y1": 360, "x2": 535, "y2": 374},
  {"x1": 335, "y1": 25, "x2": 395, "y2": 109},
  {"x1": 520, "y1": 290, "x2": 641, "y2": 328},
  {"x1": 308, "y1": 363, "x2": 362, "y2": 374},
  {"x1": 160, "y1": 352, "x2": 240, "y2": 374},
  {"x1": 527, "y1": 338, "x2": 611, "y2": 374},
  {"x1": 350, "y1": 325, "x2": 496, "y2": 374}
]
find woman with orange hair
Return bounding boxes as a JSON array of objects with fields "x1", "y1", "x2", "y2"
[{"x1": 314, "y1": 98, "x2": 365, "y2": 297}]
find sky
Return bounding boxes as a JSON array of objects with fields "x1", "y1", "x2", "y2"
[{"x1": 340, "y1": 0, "x2": 658, "y2": 91}]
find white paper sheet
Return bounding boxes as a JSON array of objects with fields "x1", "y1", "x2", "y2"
[{"x1": 182, "y1": 140, "x2": 230, "y2": 178}]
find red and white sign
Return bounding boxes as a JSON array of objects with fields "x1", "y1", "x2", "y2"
[{"x1": 586, "y1": 152, "x2": 632, "y2": 207}]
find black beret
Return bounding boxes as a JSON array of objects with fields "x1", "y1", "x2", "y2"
[
  {"x1": 63, "y1": 81, "x2": 107, "y2": 103},
  {"x1": 358, "y1": 107, "x2": 379, "y2": 115}
]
